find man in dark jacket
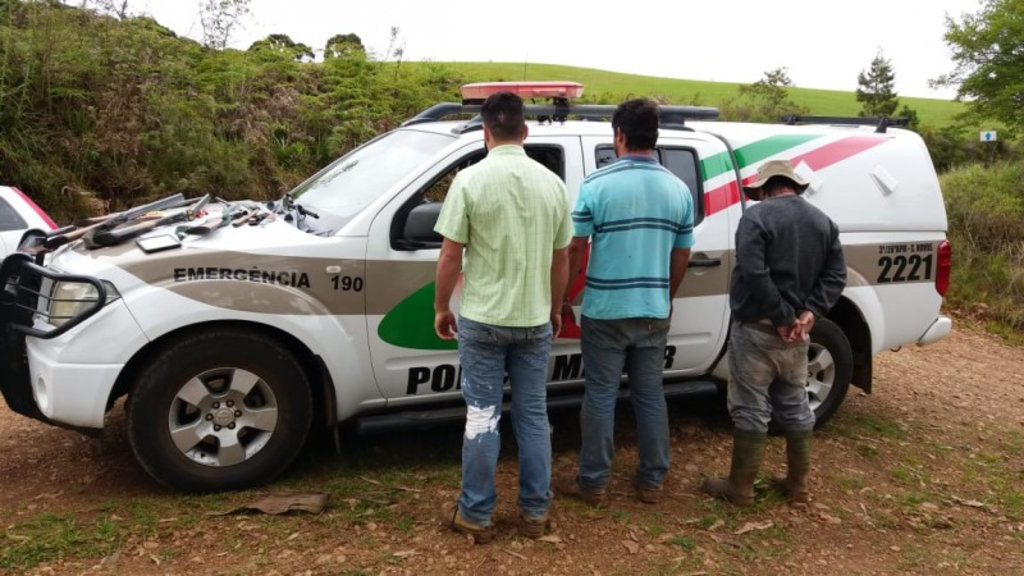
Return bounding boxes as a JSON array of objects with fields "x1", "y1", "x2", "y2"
[{"x1": 702, "y1": 159, "x2": 846, "y2": 505}]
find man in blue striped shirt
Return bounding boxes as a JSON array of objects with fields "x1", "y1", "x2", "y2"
[{"x1": 559, "y1": 99, "x2": 694, "y2": 505}]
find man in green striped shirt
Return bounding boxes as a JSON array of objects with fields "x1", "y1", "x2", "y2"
[{"x1": 434, "y1": 91, "x2": 572, "y2": 543}]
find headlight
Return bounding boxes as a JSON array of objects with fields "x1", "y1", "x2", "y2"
[{"x1": 45, "y1": 280, "x2": 121, "y2": 327}]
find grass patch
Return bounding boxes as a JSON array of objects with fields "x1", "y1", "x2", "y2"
[
  {"x1": 0, "y1": 513, "x2": 124, "y2": 571},
  {"x1": 829, "y1": 409, "x2": 907, "y2": 442},
  {"x1": 984, "y1": 321, "x2": 1024, "y2": 345},
  {"x1": 837, "y1": 474, "x2": 866, "y2": 493},
  {"x1": 668, "y1": 534, "x2": 697, "y2": 551},
  {"x1": 939, "y1": 441, "x2": 1023, "y2": 519},
  {"x1": 698, "y1": 514, "x2": 722, "y2": 530},
  {"x1": 999, "y1": 490, "x2": 1023, "y2": 520},
  {"x1": 1003, "y1": 430, "x2": 1024, "y2": 453},
  {"x1": 889, "y1": 463, "x2": 932, "y2": 489},
  {"x1": 611, "y1": 509, "x2": 632, "y2": 523},
  {"x1": 855, "y1": 443, "x2": 880, "y2": 459},
  {"x1": 695, "y1": 493, "x2": 780, "y2": 533},
  {"x1": 394, "y1": 515, "x2": 415, "y2": 533}
]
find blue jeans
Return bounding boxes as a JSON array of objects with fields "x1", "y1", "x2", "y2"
[
  {"x1": 578, "y1": 315, "x2": 671, "y2": 492},
  {"x1": 456, "y1": 316, "x2": 553, "y2": 526},
  {"x1": 727, "y1": 321, "x2": 816, "y2": 433}
]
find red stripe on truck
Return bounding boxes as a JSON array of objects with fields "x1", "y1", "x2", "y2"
[
  {"x1": 703, "y1": 135, "x2": 890, "y2": 217},
  {"x1": 704, "y1": 181, "x2": 741, "y2": 216},
  {"x1": 789, "y1": 135, "x2": 888, "y2": 172}
]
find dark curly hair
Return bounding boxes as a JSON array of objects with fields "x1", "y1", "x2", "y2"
[{"x1": 612, "y1": 99, "x2": 659, "y2": 151}]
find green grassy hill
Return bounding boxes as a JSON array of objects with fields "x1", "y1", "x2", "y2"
[{"x1": 409, "y1": 62, "x2": 966, "y2": 128}]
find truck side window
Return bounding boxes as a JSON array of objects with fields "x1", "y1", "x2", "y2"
[
  {"x1": 421, "y1": 154, "x2": 483, "y2": 203},
  {"x1": 594, "y1": 146, "x2": 705, "y2": 226},
  {"x1": 421, "y1": 145, "x2": 564, "y2": 205},
  {"x1": 392, "y1": 145, "x2": 566, "y2": 250},
  {"x1": 659, "y1": 147, "x2": 705, "y2": 226},
  {"x1": 0, "y1": 197, "x2": 28, "y2": 231}
]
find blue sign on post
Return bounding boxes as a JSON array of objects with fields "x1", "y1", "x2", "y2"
[{"x1": 980, "y1": 131, "x2": 998, "y2": 142}]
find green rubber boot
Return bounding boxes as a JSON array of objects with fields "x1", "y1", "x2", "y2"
[
  {"x1": 701, "y1": 429, "x2": 767, "y2": 505},
  {"x1": 771, "y1": 430, "x2": 812, "y2": 504}
]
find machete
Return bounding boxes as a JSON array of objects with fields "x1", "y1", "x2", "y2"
[{"x1": 87, "y1": 194, "x2": 210, "y2": 248}]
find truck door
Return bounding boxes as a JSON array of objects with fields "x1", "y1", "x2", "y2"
[
  {"x1": 364, "y1": 135, "x2": 586, "y2": 405},
  {"x1": 579, "y1": 134, "x2": 736, "y2": 375}
]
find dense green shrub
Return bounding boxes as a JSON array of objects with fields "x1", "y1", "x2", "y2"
[
  {"x1": 0, "y1": 1, "x2": 463, "y2": 221},
  {"x1": 942, "y1": 161, "x2": 1024, "y2": 336},
  {"x1": 921, "y1": 124, "x2": 1019, "y2": 172}
]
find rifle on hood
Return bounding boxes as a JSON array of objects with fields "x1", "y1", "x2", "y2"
[{"x1": 44, "y1": 193, "x2": 188, "y2": 250}]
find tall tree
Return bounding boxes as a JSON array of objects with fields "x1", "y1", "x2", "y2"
[
  {"x1": 324, "y1": 33, "x2": 364, "y2": 59},
  {"x1": 384, "y1": 26, "x2": 404, "y2": 62},
  {"x1": 734, "y1": 67, "x2": 807, "y2": 123},
  {"x1": 249, "y1": 33, "x2": 314, "y2": 62},
  {"x1": 73, "y1": 0, "x2": 132, "y2": 19},
  {"x1": 935, "y1": 0, "x2": 1024, "y2": 131},
  {"x1": 856, "y1": 51, "x2": 899, "y2": 118},
  {"x1": 199, "y1": 0, "x2": 251, "y2": 49}
]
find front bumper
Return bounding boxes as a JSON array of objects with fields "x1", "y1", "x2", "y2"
[
  {"x1": 1, "y1": 253, "x2": 141, "y2": 430},
  {"x1": 24, "y1": 340, "x2": 127, "y2": 429}
]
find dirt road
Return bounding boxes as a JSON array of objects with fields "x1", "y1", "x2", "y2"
[{"x1": 1, "y1": 322, "x2": 1022, "y2": 575}]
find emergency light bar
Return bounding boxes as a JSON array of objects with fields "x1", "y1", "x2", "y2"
[
  {"x1": 401, "y1": 81, "x2": 719, "y2": 129},
  {"x1": 460, "y1": 81, "x2": 584, "y2": 103}
]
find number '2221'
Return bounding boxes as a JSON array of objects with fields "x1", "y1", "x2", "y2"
[{"x1": 877, "y1": 254, "x2": 933, "y2": 283}]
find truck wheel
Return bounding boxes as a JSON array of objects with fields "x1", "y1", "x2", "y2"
[
  {"x1": 127, "y1": 328, "x2": 312, "y2": 492},
  {"x1": 804, "y1": 317, "x2": 852, "y2": 429}
]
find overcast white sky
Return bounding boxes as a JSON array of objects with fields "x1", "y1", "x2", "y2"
[{"x1": 135, "y1": 0, "x2": 982, "y2": 100}]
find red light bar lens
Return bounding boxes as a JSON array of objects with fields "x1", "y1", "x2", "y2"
[{"x1": 460, "y1": 81, "x2": 584, "y2": 101}]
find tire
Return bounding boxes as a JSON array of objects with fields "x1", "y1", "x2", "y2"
[
  {"x1": 805, "y1": 317, "x2": 854, "y2": 429},
  {"x1": 767, "y1": 317, "x2": 853, "y2": 433},
  {"x1": 127, "y1": 328, "x2": 313, "y2": 492}
]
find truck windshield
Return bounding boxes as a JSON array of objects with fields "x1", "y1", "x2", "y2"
[{"x1": 290, "y1": 129, "x2": 455, "y2": 220}]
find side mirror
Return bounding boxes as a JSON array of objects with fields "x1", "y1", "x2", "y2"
[{"x1": 403, "y1": 202, "x2": 443, "y2": 247}]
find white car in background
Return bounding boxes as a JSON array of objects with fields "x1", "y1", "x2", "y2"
[{"x1": 0, "y1": 186, "x2": 56, "y2": 258}]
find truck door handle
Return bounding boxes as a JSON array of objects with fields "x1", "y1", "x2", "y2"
[{"x1": 688, "y1": 257, "x2": 721, "y2": 268}]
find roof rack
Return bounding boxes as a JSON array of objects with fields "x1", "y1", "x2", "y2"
[
  {"x1": 402, "y1": 103, "x2": 720, "y2": 133},
  {"x1": 779, "y1": 115, "x2": 909, "y2": 134}
]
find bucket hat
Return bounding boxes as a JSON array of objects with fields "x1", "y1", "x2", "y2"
[{"x1": 743, "y1": 160, "x2": 809, "y2": 195}]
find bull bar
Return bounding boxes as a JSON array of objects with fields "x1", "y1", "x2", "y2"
[{"x1": 0, "y1": 253, "x2": 109, "y2": 422}]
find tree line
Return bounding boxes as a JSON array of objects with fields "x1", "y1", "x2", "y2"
[
  {"x1": 0, "y1": 0, "x2": 1020, "y2": 223},
  {"x1": 0, "y1": 0, "x2": 463, "y2": 221}
]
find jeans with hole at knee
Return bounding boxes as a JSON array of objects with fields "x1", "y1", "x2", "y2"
[
  {"x1": 456, "y1": 316, "x2": 553, "y2": 526},
  {"x1": 727, "y1": 321, "x2": 815, "y2": 433},
  {"x1": 578, "y1": 315, "x2": 671, "y2": 491}
]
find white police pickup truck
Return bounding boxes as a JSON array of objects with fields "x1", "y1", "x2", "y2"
[{"x1": 0, "y1": 82, "x2": 952, "y2": 491}]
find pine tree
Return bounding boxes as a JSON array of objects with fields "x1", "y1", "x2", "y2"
[{"x1": 856, "y1": 52, "x2": 899, "y2": 118}]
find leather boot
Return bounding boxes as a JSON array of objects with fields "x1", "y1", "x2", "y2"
[
  {"x1": 701, "y1": 429, "x2": 766, "y2": 505},
  {"x1": 771, "y1": 430, "x2": 812, "y2": 503}
]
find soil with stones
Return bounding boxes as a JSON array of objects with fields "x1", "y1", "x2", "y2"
[{"x1": 1, "y1": 320, "x2": 1022, "y2": 575}]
